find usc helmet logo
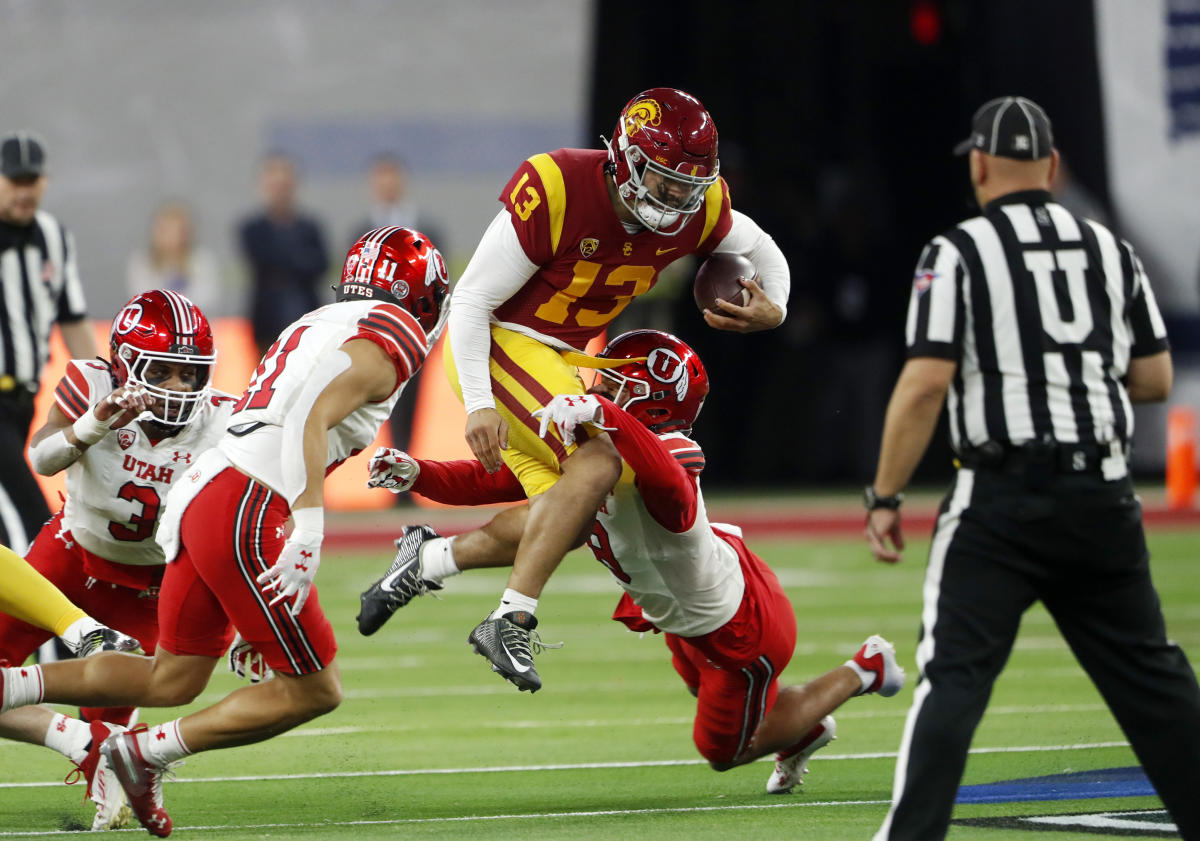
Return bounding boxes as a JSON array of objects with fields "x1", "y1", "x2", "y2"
[{"x1": 624, "y1": 99, "x2": 661, "y2": 135}]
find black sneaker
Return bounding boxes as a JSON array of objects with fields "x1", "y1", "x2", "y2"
[
  {"x1": 468, "y1": 610, "x2": 561, "y2": 693},
  {"x1": 356, "y1": 525, "x2": 444, "y2": 636}
]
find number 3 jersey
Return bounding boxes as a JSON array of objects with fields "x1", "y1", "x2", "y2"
[
  {"x1": 218, "y1": 300, "x2": 427, "y2": 502},
  {"x1": 50, "y1": 359, "x2": 235, "y2": 566}
]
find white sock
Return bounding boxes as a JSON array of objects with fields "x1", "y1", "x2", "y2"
[
  {"x1": 420, "y1": 537, "x2": 460, "y2": 583},
  {"x1": 44, "y1": 713, "x2": 92, "y2": 764},
  {"x1": 491, "y1": 588, "x2": 537, "y2": 620},
  {"x1": 2, "y1": 665, "x2": 45, "y2": 712},
  {"x1": 844, "y1": 659, "x2": 875, "y2": 695},
  {"x1": 139, "y1": 719, "x2": 191, "y2": 765}
]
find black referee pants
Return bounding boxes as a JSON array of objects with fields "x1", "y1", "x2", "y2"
[
  {"x1": 0, "y1": 392, "x2": 50, "y2": 553},
  {"x1": 876, "y1": 467, "x2": 1200, "y2": 841}
]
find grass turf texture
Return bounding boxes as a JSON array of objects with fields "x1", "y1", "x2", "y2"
[{"x1": 1, "y1": 525, "x2": 1196, "y2": 839}]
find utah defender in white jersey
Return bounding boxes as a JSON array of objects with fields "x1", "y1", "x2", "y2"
[
  {"x1": 360, "y1": 330, "x2": 905, "y2": 792},
  {"x1": 0, "y1": 228, "x2": 449, "y2": 838},
  {"x1": 0, "y1": 290, "x2": 228, "y2": 829}
]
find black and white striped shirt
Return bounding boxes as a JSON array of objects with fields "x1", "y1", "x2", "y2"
[
  {"x1": 905, "y1": 189, "x2": 1169, "y2": 453},
  {"x1": 0, "y1": 210, "x2": 88, "y2": 393}
]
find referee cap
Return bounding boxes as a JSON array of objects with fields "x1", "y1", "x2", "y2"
[
  {"x1": 0, "y1": 132, "x2": 47, "y2": 178},
  {"x1": 954, "y1": 96, "x2": 1053, "y2": 160}
]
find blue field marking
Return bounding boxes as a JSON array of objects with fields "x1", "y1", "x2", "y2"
[{"x1": 958, "y1": 766, "x2": 1156, "y2": 804}]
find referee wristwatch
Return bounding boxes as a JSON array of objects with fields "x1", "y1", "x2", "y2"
[{"x1": 863, "y1": 486, "x2": 904, "y2": 511}]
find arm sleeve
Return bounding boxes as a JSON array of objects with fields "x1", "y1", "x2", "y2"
[
  {"x1": 905, "y1": 236, "x2": 963, "y2": 360},
  {"x1": 595, "y1": 396, "x2": 699, "y2": 533},
  {"x1": 411, "y1": 458, "x2": 527, "y2": 505},
  {"x1": 353, "y1": 303, "x2": 429, "y2": 388},
  {"x1": 1121, "y1": 240, "x2": 1171, "y2": 358},
  {"x1": 711, "y1": 210, "x2": 790, "y2": 319},
  {"x1": 447, "y1": 209, "x2": 540, "y2": 414}
]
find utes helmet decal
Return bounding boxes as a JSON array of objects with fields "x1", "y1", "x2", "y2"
[
  {"x1": 606, "y1": 87, "x2": 720, "y2": 236},
  {"x1": 338, "y1": 226, "x2": 450, "y2": 344},
  {"x1": 109, "y1": 290, "x2": 216, "y2": 428},
  {"x1": 595, "y1": 329, "x2": 709, "y2": 433}
]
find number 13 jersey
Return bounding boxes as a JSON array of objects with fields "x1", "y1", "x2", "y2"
[{"x1": 493, "y1": 148, "x2": 733, "y2": 350}]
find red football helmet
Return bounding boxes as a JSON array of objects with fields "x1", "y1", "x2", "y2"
[
  {"x1": 594, "y1": 329, "x2": 709, "y2": 433},
  {"x1": 337, "y1": 226, "x2": 450, "y2": 343},
  {"x1": 109, "y1": 290, "x2": 216, "y2": 427},
  {"x1": 606, "y1": 88, "x2": 720, "y2": 235}
]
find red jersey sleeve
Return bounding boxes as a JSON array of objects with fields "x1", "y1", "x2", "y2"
[
  {"x1": 499, "y1": 153, "x2": 566, "y2": 266},
  {"x1": 412, "y1": 459, "x2": 527, "y2": 506},
  {"x1": 595, "y1": 396, "x2": 699, "y2": 533},
  {"x1": 353, "y1": 303, "x2": 428, "y2": 387},
  {"x1": 53, "y1": 360, "x2": 104, "y2": 420}
]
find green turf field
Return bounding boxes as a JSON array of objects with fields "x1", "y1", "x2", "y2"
[{"x1": 1, "y1": 524, "x2": 1196, "y2": 839}]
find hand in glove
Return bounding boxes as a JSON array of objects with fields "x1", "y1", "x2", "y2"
[
  {"x1": 532, "y1": 393, "x2": 613, "y2": 446},
  {"x1": 366, "y1": 447, "x2": 421, "y2": 493},
  {"x1": 256, "y1": 518, "x2": 322, "y2": 616},
  {"x1": 228, "y1": 632, "x2": 273, "y2": 683}
]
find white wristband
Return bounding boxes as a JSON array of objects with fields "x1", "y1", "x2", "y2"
[
  {"x1": 71, "y1": 409, "x2": 111, "y2": 446},
  {"x1": 290, "y1": 507, "x2": 324, "y2": 541},
  {"x1": 28, "y1": 429, "x2": 83, "y2": 475}
]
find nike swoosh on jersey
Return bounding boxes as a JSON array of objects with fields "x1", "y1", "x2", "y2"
[{"x1": 656, "y1": 247, "x2": 677, "y2": 255}]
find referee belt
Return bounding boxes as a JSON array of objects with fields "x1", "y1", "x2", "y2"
[
  {"x1": 958, "y1": 439, "x2": 1127, "y2": 478},
  {"x1": 0, "y1": 375, "x2": 33, "y2": 396}
]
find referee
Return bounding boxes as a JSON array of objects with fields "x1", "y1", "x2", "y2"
[
  {"x1": 864, "y1": 97, "x2": 1200, "y2": 840},
  {"x1": 0, "y1": 132, "x2": 96, "y2": 553}
]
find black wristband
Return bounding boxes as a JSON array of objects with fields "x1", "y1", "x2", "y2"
[{"x1": 863, "y1": 486, "x2": 904, "y2": 511}]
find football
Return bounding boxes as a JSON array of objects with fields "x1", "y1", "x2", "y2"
[{"x1": 693, "y1": 252, "x2": 756, "y2": 313}]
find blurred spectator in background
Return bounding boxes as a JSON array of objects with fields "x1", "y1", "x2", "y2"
[
  {"x1": 238, "y1": 152, "x2": 330, "y2": 359},
  {"x1": 0, "y1": 131, "x2": 96, "y2": 554},
  {"x1": 349, "y1": 153, "x2": 445, "y2": 253},
  {"x1": 125, "y1": 199, "x2": 222, "y2": 314},
  {"x1": 350, "y1": 153, "x2": 445, "y2": 459}
]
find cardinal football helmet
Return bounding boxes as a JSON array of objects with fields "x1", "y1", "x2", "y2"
[
  {"x1": 109, "y1": 290, "x2": 216, "y2": 428},
  {"x1": 337, "y1": 226, "x2": 450, "y2": 345},
  {"x1": 606, "y1": 88, "x2": 720, "y2": 235},
  {"x1": 594, "y1": 329, "x2": 709, "y2": 433}
]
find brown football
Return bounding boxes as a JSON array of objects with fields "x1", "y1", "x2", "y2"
[{"x1": 693, "y1": 252, "x2": 756, "y2": 313}]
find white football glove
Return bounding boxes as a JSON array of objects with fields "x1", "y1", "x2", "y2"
[
  {"x1": 366, "y1": 446, "x2": 421, "y2": 493},
  {"x1": 256, "y1": 528, "x2": 322, "y2": 616},
  {"x1": 532, "y1": 394, "x2": 613, "y2": 446},
  {"x1": 228, "y1": 632, "x2": 273, "y2": 683}
]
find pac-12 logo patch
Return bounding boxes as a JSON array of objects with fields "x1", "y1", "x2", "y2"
[
  {"x1": 913, "y1": 271, "x2": 936, "y2": 296},
  {"x1": 580, "y1": 238, "x2": 599, "y2": 258},
  {"x1": 117, "y1": 429, "x2": 136, "y2": 450}
]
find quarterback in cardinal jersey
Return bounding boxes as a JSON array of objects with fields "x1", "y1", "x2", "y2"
[{"x1": 446, "y1": 87, "x2": 792, "y2": 693}]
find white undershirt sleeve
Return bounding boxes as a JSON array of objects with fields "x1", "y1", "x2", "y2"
[
  {"x1": 447, "y1": 210, "x2": 540, "y2": 414},
  {"x1": 711, "y1": 210, "x2": 790, "y2": 320}
]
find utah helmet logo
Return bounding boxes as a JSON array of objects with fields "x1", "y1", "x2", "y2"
[
  {"x1": 646, "y1": 347, "x2": 690, "y2": 404},
  {"x1": 624, "y1": 98, "x2": 662, "y2": 135},
  {"x1": 390, "y1": 280, "x2": 410, "y2": 299},
  {"x1": 114, "y1": 304, "x2": 144, "y2": 335},
  {"x1": 580, "y1": 238, "x2": 599, "y2": 258},
  {"x1": 117, "y1": 428, "x2": 136, "y2": 450}
]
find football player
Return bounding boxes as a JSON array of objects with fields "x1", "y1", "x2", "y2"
[
  {"x1": 0, "y1": 226, "x2": 448, "y2": 838},
  {"x1": 0, "y1": 289, "x2": 228, "y2": 829},
  {"x1": 360, "y1": 330, "x2": 903, "y2": 790},
  {"x1": 447, "y1": 87, "x2": 790, "y2": 690}
]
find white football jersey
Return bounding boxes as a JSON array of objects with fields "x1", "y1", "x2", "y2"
[
  {"x1": 591, "y1": 433, "x2": 744, "y2": 638},
  {"x1": 52, "y1": 359, "x2": 236, "y2": 566},
  {"x1": 218, "y1": 300, "x2": 427, "y2": 500}
]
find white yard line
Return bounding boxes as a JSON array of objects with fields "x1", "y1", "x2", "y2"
[{"x1": 0, "y1": 740, "x2": 1131, "y2": 790}]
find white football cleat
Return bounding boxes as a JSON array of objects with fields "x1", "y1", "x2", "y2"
[
  {"x1": 849, "y1": 634, "x2": 906, "y2": 697},
  {"x1": 766, "y1": 715, "x2": 836, "y2": 794},
  {"x1": 65, "y1": 720, "x2": 132, "y2": 830}
]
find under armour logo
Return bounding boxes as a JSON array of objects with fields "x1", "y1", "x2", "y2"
[
  {"x1": 295, "y1": 562, "x2": 309, "y2": 573},
  {"x1": 173, "y1": 451, "x2": 192, "y2": 463},
  {"x1": 275, "y1": 526, "x2": 286, "y2": 539},
  {"x1": 56, "y1": 719, "x2": 68, "y2": 733},
  {"x1": 150, "y1": 815, "x2": 168, "y2": 829},
  {"x1": 300, "y1": 550, "x2": 312, "y2": 560},
  {"x1": 19, "y1": 669, "x2": 28, "y2": 677},
  {"x1": 155, "y1": 730, "x2": 167, "y2": 741}
]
